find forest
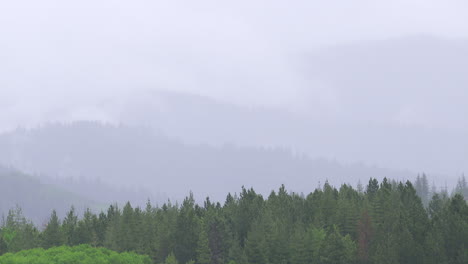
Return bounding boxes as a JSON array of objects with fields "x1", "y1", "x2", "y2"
[{"x1": 1, "y1": 178, "x2": 467, "y2": 264}]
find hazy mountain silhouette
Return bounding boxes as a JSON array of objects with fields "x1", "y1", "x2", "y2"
[
  {"x1": 0, "y1": 165, "x2": 101, "y2": 225},
  {"x1": 112, "y1": 88, "x2": 464, "y2": 185},
  {"x1": 0, "y1": 122, "x2": 418, "y2": 202},
  {"x1": 104, "y1": 37, "x2": 468, "y2": 182}
]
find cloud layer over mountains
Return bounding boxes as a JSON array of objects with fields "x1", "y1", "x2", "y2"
[{"x1": 0, "y1": 1, "x2": 466, "y2": 210}]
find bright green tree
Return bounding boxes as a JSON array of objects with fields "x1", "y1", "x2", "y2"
[{"x1": 165, "y1": 252, "x2": 179, "y2": 264}]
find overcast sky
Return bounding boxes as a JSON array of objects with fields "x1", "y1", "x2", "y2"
[{"x1": 1, "y1": 0, "x2": 468, "y2": 131}]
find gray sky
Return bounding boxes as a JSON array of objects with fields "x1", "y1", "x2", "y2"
[{"x1": 1, "y1": 0, "x2": 468, "y2": 131}]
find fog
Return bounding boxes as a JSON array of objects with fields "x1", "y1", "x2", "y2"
[
  {"x1": 2, "y1": 1, "x2": 468, "y2": 122},
  {"x1": 1, "y1": 1, "x2": 467, "y2": 213}
]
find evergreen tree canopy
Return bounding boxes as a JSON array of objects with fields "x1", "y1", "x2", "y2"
[{"x1": 1, "y1": 180, "x2": 466, "y2": 264}]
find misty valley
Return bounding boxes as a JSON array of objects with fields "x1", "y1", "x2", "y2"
[
  {"x1": 2, "y1": 1, "x2": 468, "y2": 263},
  {"x1": 1, "y1": 73, "x2": 467, "y2": 264},
  {"x1": 0, "y1": 122, "x2": 467, "y2": 264}
]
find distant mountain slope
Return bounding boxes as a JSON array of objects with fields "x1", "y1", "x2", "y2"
[
  {"x1": 0, "y1": 166, "x2": 100, "y2": 225},
  {"x1": 0, "y1": 122, "x2": 416, "y2": 201},
  {"x1": 107, "y1": 37, "x2": 468, "y2": 179},
  {"x1": 112, "y1": 89, "x2": 466, "y2": 184}
]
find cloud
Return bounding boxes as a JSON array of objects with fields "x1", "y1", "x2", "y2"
[{"x1": 0, "y1": 0, "x2": 467, "y2": 131}]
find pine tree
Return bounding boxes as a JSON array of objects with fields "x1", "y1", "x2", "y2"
[
  {"x1": 236, "y1": 187, "x2": 264, "y2": 247},
  {"x1": 104, "y1": 204, "x2": 121, "y2": 251},
  {"x1": 321, "y1": 182, "x2": 338, "y2": 228},
  {"x1": 227, "y1": 238, "x2": 247, "y2": 264},
  {"x1": 175, "y1": 193, "x2": 200, "y2": 264},
  {"x1": 454, "y1": 174, "x2": 468, "y2": 199},
  {"x1": 41, "y1": 210, "x2": 63, "y2": 248},
  {"x1": 62, "y1": 206, "x2": 78, "y2": 246},
  {"x1": 337, "y1": 185, "x2": 359, "y2": 238},
  {"x1": 165, "y1": 252, "x2": 179, "y2": 264},
  {"x1": 415, "y1": 174, "x2": 430, "y2": 207},
  {"x1": 89, "y1": 211, "x2": 107, "y2": 247},
  {"x1": 75, "y1": 208, "x2": 97, "y2": 246},
  {"x1": 357, "y1": 210, "x2": 373, "y2": 264},
  {"x1": 244, "y1": 218, "x2": 267, "y2": 264},
  {"x1": 308, "y1": 227, "x2": 326, "y2": 264},
  {"x1": 119, "y1": 202, "x2": 137, "y2": 251},
  {"x1": 366, "y1": 178, "x2": 379, "y2": 198},
  {"x1": 289, "y1": 226, "x2": 310, "y2": 264},
  {"x1": 320, "y1": 225, "x2": 355, "y2": 264},
  {"x1": 196, "y1": 223, "x2": 211, "y2": 264},
  {"x1": 205, "y1": 212, "x2": 225, "y2": 264},
  {"x1": 3, "y1": 207, "x2": 39, "y2": 252},
  {"x1": 444, "y1": 194, "x2": 468, "y2": 263},
  {"x1": 141, "y1": 200, "x2": 157, "y2": 261}
]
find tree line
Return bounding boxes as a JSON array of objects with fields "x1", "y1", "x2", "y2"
[{"x1": 1, "y1": 178, "x2": 467, "y2": 264}]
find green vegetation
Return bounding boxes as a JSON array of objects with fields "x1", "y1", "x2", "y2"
[
  {"x1": 1, "y1": 179, "x2": 467, "y2": 264},
  {"x1": 0, "y1": 244, "x2": 151, "y2": 264}
]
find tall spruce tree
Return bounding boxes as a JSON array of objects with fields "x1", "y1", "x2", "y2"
[
  {"x1": 196, "y1": 222, "x2": 212, "y2": 264},
  {"x1": 62, "y1": 206, "x2": 78, "y2": 246},
  {"x1": 175, "y1": 193, "x2": 200, "y2": 264},
  {"x1": 41, "y1": 210, "x2": 62, "y2": 248}
]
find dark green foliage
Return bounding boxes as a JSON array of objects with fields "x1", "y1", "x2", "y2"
[
  {"x1": 1, "y1": 180, "x2": 466, "y2": 264},
  {"x1": 444, "y1": 194, "x2": 468, "y2": 262},
  {"x1": 0, "y1": 235, "x2": 7, "y2": 256},
  {"x1": 1, "y1": 207, "x2": 39, "y2": 253},
  {"x1": 119, "y1": 202, "x2": 141, "y2": 251},
  {"x1": 75, "y1": 208, "x2": 98, "y2": 246},
  {"x1": 196, "y1": 222, "x2": 212, "y2": 264},
  {"x1": 62, "y1": 206, "x2": 78, "y2": 246},
  {"x1": 366, "y1": 178, "x2": 379, "y2": 197},
  {"x1": 175, "y1": 194, "x2": 200, "y2": 264},
  {"x1": 320, "y1": 225, "x2": 356, "y2": 264},
  {"x1": 41, "y1": 210, "x2": 63, "y2": 248},
  {"x1": 205, "y1": 211, "x2": 225, "y2": 264},
  {"x1": 357, "y1": 210, "x2": 373, "y2": 263},
  {"x1": 244, "y1": 213, "x2": 271, "y2": 264}
]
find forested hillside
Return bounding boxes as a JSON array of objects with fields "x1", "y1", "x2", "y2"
[
  {"x1": 0, "y1": 122, "x2": 417, "y2": 200},
  {"x1": 114, "y1": 87, "x2": 467, "y2": 181},
  {"x1": 1, "y1": 180, "x2": 467, "y2": 264},
  {"x1": 0, "y1": 165, "x2": 167, "y2": 224},
  {"x1": 0, "y1": 166, "x2": 101, "y2": 224}
]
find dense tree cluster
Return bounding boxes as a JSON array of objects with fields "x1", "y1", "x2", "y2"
[
  {"x1": 1, "y1": 179, "x2": 467, "y2": 264},
  {"x1": 0, "y1": 244, "x2": 151, "y2": 264}
]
